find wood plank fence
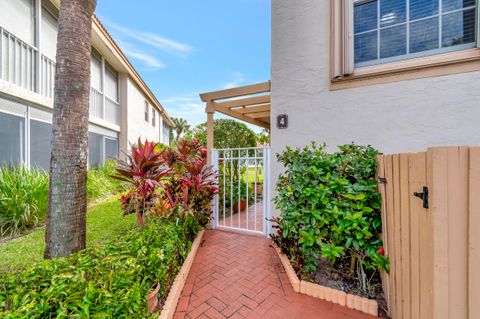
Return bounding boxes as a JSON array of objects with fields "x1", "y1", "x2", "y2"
[{"x1": 376, "y1": 147, "x2": 480, "y2": 319}]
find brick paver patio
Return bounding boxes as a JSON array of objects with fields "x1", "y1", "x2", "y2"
[{"x1": 173, "y1": 230, "x2": 379, "y2": 319}]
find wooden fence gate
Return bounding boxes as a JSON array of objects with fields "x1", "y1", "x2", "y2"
[{"x1": 377, "y1": 147, "x2": 480, "y2": 319}]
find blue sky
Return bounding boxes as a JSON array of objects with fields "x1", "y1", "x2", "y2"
[{"x1": 95, "y1": 0, "x2": 271, "y2": 129}]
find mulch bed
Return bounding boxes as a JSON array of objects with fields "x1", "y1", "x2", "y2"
[{"x1": 304, "y1": 258, "x2": 390, "y2": 318}]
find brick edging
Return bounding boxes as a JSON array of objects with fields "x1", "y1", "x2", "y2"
[
  {"x1": 274, "y1": 246, "x2": 378, "y2": 317},
  {"x1": 159, "y1": 230, "x2": 205, "y2": 319}
]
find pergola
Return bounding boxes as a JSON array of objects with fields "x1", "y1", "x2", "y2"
[{"x1": 199, "y1": 81, "x2": 271, "y2": 164}]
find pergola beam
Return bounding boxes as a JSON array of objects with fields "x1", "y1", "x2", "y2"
[
  {"x1": 214, "y1": 95, "x2": 270, "y2": 109},
  {"x1": 200, "y1": 81, "x2": 270, "y2": 102},
  {"x1": 247, "y1": 111, "x2": 270, "y2": 119},
  {"x1": 234, "y1": 104, "x2": 271, "y2": 114},
  {"x1": 213, "y1": 102, "x2": 270, "y2": 129},
  {"x1": 202, "y1": 81, "x2": 271, "y2": 165}
]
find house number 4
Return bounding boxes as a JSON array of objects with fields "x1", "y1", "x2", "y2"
[{"x1": 277, "y1": 114, "x2": 288, "y2": 129}]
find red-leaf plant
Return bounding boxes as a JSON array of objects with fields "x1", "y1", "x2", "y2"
[
  {"x1": 161, "y1": 140, "x2": 218, "y2": 225},
  {"x1": 112, "y1": 138, "x2": 172, "y2": 226}
]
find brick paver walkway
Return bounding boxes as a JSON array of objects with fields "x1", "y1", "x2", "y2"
[
  {"x1": 173, "y1": 230, "x2": 379, "y2": 319},
  {"x1": 220, "y1": 201, "x2": 264, "y2": 232}
]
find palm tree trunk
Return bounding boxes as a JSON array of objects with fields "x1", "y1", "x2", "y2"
[{"x1": 45, "y1": 0, "x2": 97, "y2": 259}]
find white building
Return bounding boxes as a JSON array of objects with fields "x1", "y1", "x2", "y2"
[{"x1": 0, "y1": 0, "x2": 173, "y2": 169}]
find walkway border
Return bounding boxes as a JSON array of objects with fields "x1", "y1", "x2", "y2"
[
  {"x1": 274, "y1": 246, "x2": 379, "y2": 317},
  {"x1": 159, "y1": 230, "x2": 205, "y2": 319}
]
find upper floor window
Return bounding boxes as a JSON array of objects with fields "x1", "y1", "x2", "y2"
[
  {"x1": 152, "y1": 109, "x2": 156, "y2": 127},
  {"x1": 104, "y1": 62, "x2": 118, "y2": 102},
  {"x1": 353, "y1": 0, "x2": 477, "y2": 67},
  {"x1": 144, "y1": 101, "x2": 149, "y2": 122},
  {"x1": 0, "y1": 0, "x2": 35, "y2": 46},
  {"x1": 90, "y1": 51, "x2": 103, "y2": 91},
  {"x1": 41, "y1": 4, "x2": 58, "y2": 60}
]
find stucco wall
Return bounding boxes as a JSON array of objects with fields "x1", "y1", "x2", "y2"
[
  {"x1": 270, "y1": 0, "x2": 480, "y2": 214},
  {"x1": 126, "y1": 78, "x2": 161, "y2": 145}
]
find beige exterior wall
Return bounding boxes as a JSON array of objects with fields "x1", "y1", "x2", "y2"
[{"x1": 270, "y1": 0, "x2": 480, "y2": 214}]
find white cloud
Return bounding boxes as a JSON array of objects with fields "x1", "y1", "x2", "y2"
[
  {"x1": 222, "y1": 72, "x2": 245, "y2": 89},
  {"x1": 122, "y1": 48, "x2": 165, "y2": 69},
  {"x1": 103, "y1": 19, "x2": 193, "y2": 58},
  {"x1": 114, "y1": 39, "x2": 165, "y2": 69},
  {"x1": 162, "y1": 95, "x2": 206, "y2": 126}
]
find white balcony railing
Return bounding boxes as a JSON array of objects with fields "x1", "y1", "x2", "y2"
[
  {"x1": 1, "y1": 27, "x2": 120, "y2": 127},
  {"x1": 90, "y1": 87, "x2": 104, "y2": 119},
  {"x1": 39, "y1": 54, "x2": 56, "y2": 99},
  {"x1": 89, "y1": 87, "x2": 120, "y2": 126},
  {"x1": 0, "y1": 27, "x2": 37, "y2": 92}
]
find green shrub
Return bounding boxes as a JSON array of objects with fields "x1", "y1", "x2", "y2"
[
  {"x1": 0, "y1": 166, "x2": 49, "y2": 236},
  {"x1": 0, "y1": 217, "x2": 199, "y2": 318},
  {"x1": 87, "y1": 160, "x2": 125, "y2": 201},
  {"x1": 0, "y1": 162, "x2": 125, "y2": 237},
  {"x1": 272, "y1": 143, "x2": 389, "y2": 294}
]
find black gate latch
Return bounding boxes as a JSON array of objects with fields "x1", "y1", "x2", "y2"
[{"x1": 414, "y1": 186, "x2": 429, "y2": 209}]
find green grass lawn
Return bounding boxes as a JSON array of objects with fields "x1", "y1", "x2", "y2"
[
  {"x1": 241, "y1": 167, "x2": 264, "y2": 185},
  {"x1": 0, "y1": 197, "x2": 135, "y2": 273}
]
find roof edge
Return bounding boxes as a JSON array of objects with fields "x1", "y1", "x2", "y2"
[{"x1": 91, "y1": 16, "x2": 175, "y2": 127}]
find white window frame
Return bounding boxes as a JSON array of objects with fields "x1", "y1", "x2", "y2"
[{"x1": 152, "y1": 108, "x2": 156, "y2": 127}]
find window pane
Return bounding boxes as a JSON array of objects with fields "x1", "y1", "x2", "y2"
[
  {"x1": 442, "y1": 8, "x2": 476, "y2": 47},
  {"x1": 105, "y1": 98, "x2": 119, "y2": 125},
  {"x1": 380, "y1": 0, "x2": 407, "y2": 27},
  {"x1": 355, "y1": 1, "x2": 378, "y2": 33},
  {"x1": 442, "y1": 0, "x2": 476, "y2": 13},
  {"x1": 30, "y1": 120, "x2": 52, "y2": 170},
  {"x1": 355, "y1": 31, "x2": 378, "y2": 63},
  {"x1": 0, "y1": 111, "x2": 24, "y2": 166},
  {"x1": 90, "y1": 54, "x2": 102, "y2": 91},
  {"x1": 410, "y1": 17, "x2": 439, "y2": 53},
  {"x1": 0, "y1": 0, "x2": 35, "y2": 45},
  {"x1": 163, "y1": 122, "x2": 170, "y2": 145},
  {"x1": 410, "y1": 0, "x2": 438, "y2": 20},
  {"x1": 104, "y1": 66, "x2": 118, "y2": 102},
  {"x1": 88, "y1": 132, "x2": 103, "y2": 168},
  {"x1": 41, "y1": 7, "x2": 58, "y2": 60},
  {"x1": 105, "y1": 138, "x2": 118, "y2": 160},
  {"x1": 381, "y1": 25, "x2": 407, "y2": 58}
]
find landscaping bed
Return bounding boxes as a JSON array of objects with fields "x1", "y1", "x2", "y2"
[
  {"x1": 0, "y1": 216, "x2": 201, "y2": 318},
  {"x1": 271, "y1": 143, "x2": 390, "y2": 318},
  {"x1": 0, "y1": 138, "x2": 218, "y2": 318},
  {"x1": 307, "y1": 257, "x2": 388, "y2": 317}
]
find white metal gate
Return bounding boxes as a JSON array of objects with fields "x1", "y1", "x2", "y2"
[{"x1": 212, "y1": 147, "x2": 270, "y2": 236}]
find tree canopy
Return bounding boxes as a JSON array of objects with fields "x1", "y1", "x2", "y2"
[{"x1": 188, "y1": 119, "x2": 257, "y2": 149}]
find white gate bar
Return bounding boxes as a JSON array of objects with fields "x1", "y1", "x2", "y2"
[
  {"x1": 245, "y1": 155, "x2": 249, "y2": 230},
  {"x1": 212, "y1": 150, "x2": 219, "y2": 229},
  {"x1": 254, "y1": 148, "x2": 258, "y2": 232}
]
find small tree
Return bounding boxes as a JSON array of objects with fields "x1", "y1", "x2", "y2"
[{"x1": 189, "y1": 119, "x2": 256, "y2": 149}]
